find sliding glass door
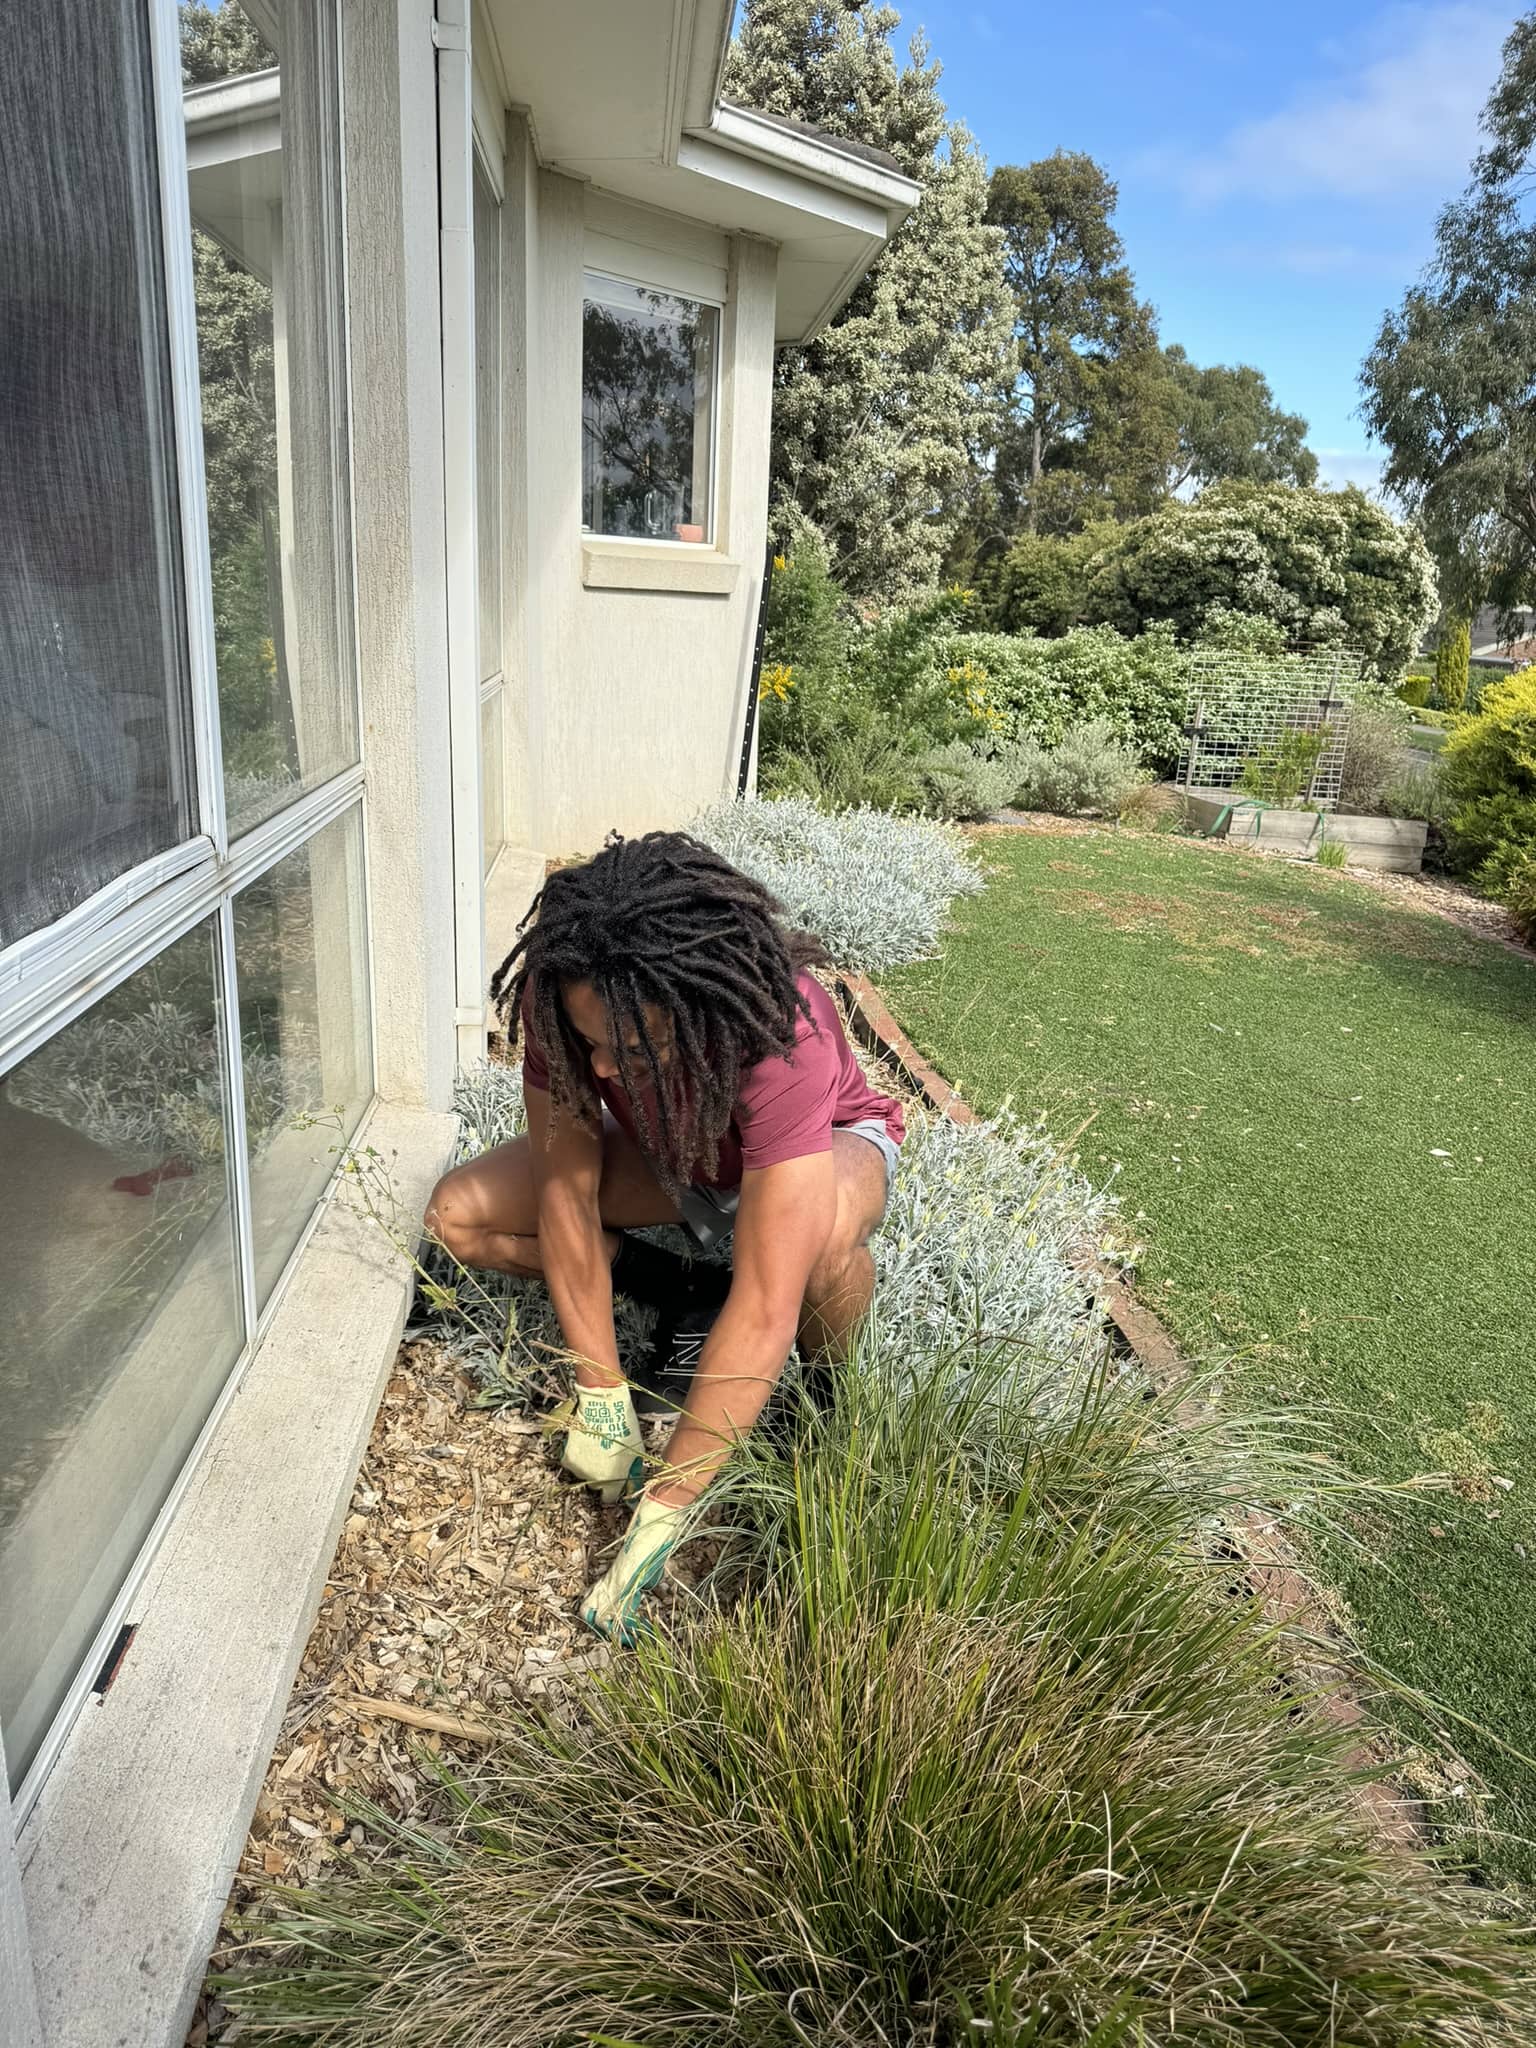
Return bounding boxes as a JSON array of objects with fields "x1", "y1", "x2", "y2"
[{"x1": 0, "y1": 0, "x2": 372, "y2": 1807}]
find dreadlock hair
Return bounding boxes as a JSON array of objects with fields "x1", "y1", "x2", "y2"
[{"x1": 490, "y1": 831, "x2": 829, "y2": 1196}]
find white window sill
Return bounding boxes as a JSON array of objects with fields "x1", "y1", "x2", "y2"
[{"x1": 581, "y1": 538, "x2": 740, "y2": 595}]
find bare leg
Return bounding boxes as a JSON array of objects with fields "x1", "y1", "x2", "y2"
[
  {"x1": 797, "y1": 1130, "x2": 890, "y2": 1362},
  {"x1": 424, "y1": 1118, "x2": 679, "y2": 1279}
]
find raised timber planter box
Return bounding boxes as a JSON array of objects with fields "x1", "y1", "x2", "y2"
[{"x1": 1178, "y1": 787, "x2": 1428, "y2": 873}]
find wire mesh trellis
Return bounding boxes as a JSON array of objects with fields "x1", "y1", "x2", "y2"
[{"x1": 1176, "y1": 646, "x2": 1370, "y2": 809}]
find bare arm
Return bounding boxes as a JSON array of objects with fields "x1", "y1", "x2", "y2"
[
  {"x1": 525, "y1": 1085, "x2": 623, "y2": 1390},
  {"x1": 650, "y1": 1150, "x2": 836, "y2": 1506}
]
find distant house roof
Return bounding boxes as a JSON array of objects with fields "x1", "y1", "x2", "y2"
[{"x1": 717, "y1": 101, "x2": 907, "y2": 179}]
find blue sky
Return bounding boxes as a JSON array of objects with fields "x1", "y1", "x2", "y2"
[{"x1": 904, "y1": 1, "x2": 1519, "y2": 490}]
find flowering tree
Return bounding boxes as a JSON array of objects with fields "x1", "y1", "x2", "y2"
[
  {"x1": 725, "y1": 2, "x2": 1012, "y2": 598},
  {"x1": 1081, "y1": 482, "x2": 1437, "y2": 682}
]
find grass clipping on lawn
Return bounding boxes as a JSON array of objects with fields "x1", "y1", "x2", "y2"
[{"x1": 217, "y1": 1325, "x2": 1534, "y2": 2045}]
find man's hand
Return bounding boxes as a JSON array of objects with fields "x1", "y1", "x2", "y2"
[
  {"x1": 581, "y1": 1491, "x2": 688, "y2": 1644},
  {"x1": 562, "y1": 1381, "x2": 643, "y2": 1505}
]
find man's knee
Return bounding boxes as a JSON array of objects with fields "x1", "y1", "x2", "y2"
[{"x1": 424, "y1": 1168, "x2": 478, "y2": 1262}]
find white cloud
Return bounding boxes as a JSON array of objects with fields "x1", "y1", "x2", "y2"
[
  {"x1": 1147, "y1": 4, "x2": 1511, "y2": 202},
  {"x1": 1207, "y1": 238, "x2": 1424, "y2": 277},
  {"x1": 1313, "y1": 448, "x2": 1389, "y2": 494}
]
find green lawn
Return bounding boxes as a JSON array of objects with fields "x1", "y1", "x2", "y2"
[{"x1": 884, "y1": 826, "x2": 1536, "y2": 1888}]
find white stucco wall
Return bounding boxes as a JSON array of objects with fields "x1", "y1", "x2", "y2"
[{"x1": 500, "y1": 119, "x2": 778, "y2": 856}]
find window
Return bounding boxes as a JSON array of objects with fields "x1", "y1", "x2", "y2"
[
  {"x1": 581, "y1": 273, "x2": 718, "y2": 544},
  {"x1": 0, "y1": 0, "x2": 196, "y2": 951},
  {"x1": 0, "y1": 0, "x2": 371, "y2": 1808},
  {"x1": 234, "y1": 808, "x2": 371, "y2": 1310},
  {"x1": 0, "y1": 922, "x2": 244, "y2": 1787},
  {"x1": 185, "y1": 0, "x2": 357, "y2": 837}
]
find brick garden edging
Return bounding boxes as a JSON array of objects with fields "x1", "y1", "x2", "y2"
[{"x1": 837, "y1": 970, "x2": 1424, "y2": 1853}]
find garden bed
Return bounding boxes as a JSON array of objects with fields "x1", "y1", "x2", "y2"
[
  {"x1": 191, "y1": 803, "x2": 1536, "y2": 2044},
  {"x1": 1180, "y1": 785, "x2": 1429, "y2": 871}
]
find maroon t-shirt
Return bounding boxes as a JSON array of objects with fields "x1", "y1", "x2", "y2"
[{"x1": 521, "y1": 970, "x2": 903, "y2": 1190}]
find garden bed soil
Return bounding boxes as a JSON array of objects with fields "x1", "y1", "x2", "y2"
[
  {"x1": 188, "y1": 991, "x2": 922, "y2": 2042},
  {"x1": 186, "y1": 1346, "x2": 714, "y2": 2044}
]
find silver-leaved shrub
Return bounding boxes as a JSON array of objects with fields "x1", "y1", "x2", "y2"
[
  {"x1": 425, "y1": 1063, "x2": 1115, "y2": 1407},
  {"x1": 687, "y1": 796, "x2": 983, "y2": 972}
]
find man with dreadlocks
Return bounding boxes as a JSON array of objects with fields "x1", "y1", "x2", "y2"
[{"x1": 425, "y1": 830, "x2": 903, "y2": 1642}]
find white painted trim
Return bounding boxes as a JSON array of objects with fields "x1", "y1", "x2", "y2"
[
  {"x1": 0, "y1": 1729, "x2": 43, "y2": 2048},
  {"x1": 437, "y1": 0, "x2": 489, "y2": 1065},
  {"x1": 216, "y1": 897, "x2": 260, "y2": 1349},
  {"x1": 150, "y1": 0, "x2": 229, "y2": 858},
  {"x1": 581, "y1": 538, "x2": 739, "y2": 594},
  {"x1": 702, "y1": 100, "x2": 922, "y2": 218},
  {"x1": 583, "y1": 231, "x2": 726, "y2": 307},
  {"x1": 470, "y1": 55, "x2": 506, "y2": 195},
  {"x1": 183, "y1": 66, "x2": 282, "y2": 146},
  {"x1": 0, "y1": 838, "x2": 209, "y2": 1008},
  {"x1": 674, "y1": 130, "x2": 894, "y2": 239},
  {"x1": 0, "y1": 768, "x2": 364, "y2": 1077}
]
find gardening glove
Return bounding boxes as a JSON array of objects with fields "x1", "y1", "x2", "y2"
[
  {"x1": 561, "y1": 1380, "x2": 644, "y2": 1506},
  {"x1": 581, "y1": 1491, "x2": 689, "y2": 1646}
]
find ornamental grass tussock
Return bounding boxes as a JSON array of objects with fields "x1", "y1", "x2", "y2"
[{"x1": 218, "y1": 1329, "x2": 1536, "y2": 2047}]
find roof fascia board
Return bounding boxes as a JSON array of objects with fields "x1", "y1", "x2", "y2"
[
  {"x1": 698, "y1": 100, "x2": 920, "y2": 223},
  {"x1": 675, "y1": 131, "x2": 892, "y2": 240},
  {"x1": 183, "y1": 67, "x2": 281, "y2": 138}
]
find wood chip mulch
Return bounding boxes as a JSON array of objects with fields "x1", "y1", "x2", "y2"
[{"x1": 188, "y1": 1337, "x2": 709, "y2": 2043}]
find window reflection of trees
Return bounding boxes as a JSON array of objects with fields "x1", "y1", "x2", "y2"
[{"x1": 582, "y1": 285, "x2": 711, "y2": 539}]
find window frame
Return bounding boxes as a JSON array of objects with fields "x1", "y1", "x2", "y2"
[
  {"x1": 3, "y1": 0, "x2": 375, "y2": 1823},
  {"x1": 579, "y1": 264, "x2": 723, "y2": 551}
]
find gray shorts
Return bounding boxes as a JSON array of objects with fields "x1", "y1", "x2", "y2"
[{"x1": 679, "y1": 1118, "x2": 900, "y2": 1253}]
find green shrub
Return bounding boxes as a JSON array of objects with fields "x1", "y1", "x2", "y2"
[
  {"x1": 1415, "y1": 706, "x2": 1464, "y2": 731},
  {"x1": 1398, "y1": 673, "x2": 1432, "y2": 708},
  {"x1": 1080, "y1": 480, "x2": 1438, "y2": 685},
  {"x1": 1315, "y1": 836, "x2": 1350, "y2": 868},
  {"x1": 976, "y1": 522, "x2": 1114, "y2": 637},
  {"x1": 1434, "y1": 618, "x2": 1471, "y2": 713},
  {"x1": 941, "y1": 622, "x2": 1186, "y2": 766},
  {"x1": 1378, "y1": 762, "x2": 1448, "y2": 825},
  {"x1": 1194, "y1": 604, "x2": 1289, "y2": 656},
  {"x1": 759, "y1": 720, "x2": 925, "y2": 814},
  {"x1": 218, "y1": 1337, "x2": 1536, "y2": 2047},
  {"x1": 1441, "y1": 665, "x2": 1536, "y2": 881},
  {"x1": 1239, "y1": 727, "x2": 1331, "y2": 807},
  {"x1": 758, "y1": 534, "x2": 996, "y2": 804},
  {"x1": 1011, "y1": 718, "x2": 1150, "y2": 817},
  {"x1": 913, "y1": 739, "x2": 1028, "y2": 821},
  {"x1": 763, "y1": 514, "x2": 849, "y2": 685},
  {"x1": 1502, "y1": 850, "x2": 1536, "y2": 942},
  {"x1": 1338, "y1": 693, "x2": 1412, "y2": 813}
]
